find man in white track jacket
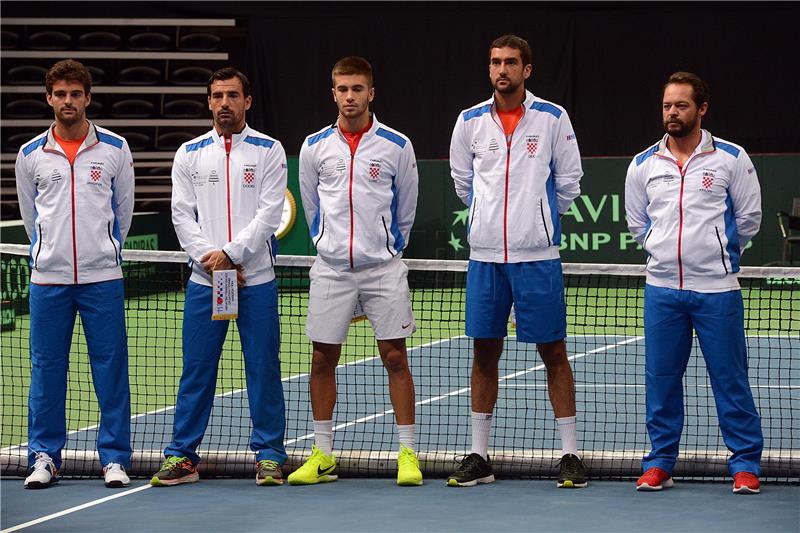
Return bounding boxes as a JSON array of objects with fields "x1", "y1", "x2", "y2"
[
  {"x1": 15, "y1": 59, "x2": 134, "y2": 490},
  {"x1": 151, "y1": 68, "x2": 288, "y2": 487},
  {"x1": 290, "y1": 56, "x2": 422, "y2": 487},
  {"x1": 447, "y1": 35, "x2": 587, "y2": 489},
  {"x1": 625, "y1": 71, "x2": 763, "y2": 495}
]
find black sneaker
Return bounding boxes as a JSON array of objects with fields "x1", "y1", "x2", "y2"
[
  {"x1": 150, "y1": 456, "x2": 199, "y2": 487},
  {"x1": 557, "y1": 453, "x2": 588, "y2": 488},
  {"x1": 447, "y1": 453, "x2": 495, "y2": 487}
]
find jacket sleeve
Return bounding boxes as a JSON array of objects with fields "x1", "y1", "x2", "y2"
[
  {"x1": 298, "y1": 140, "x2": 320, "y2": 235},
  {"x1": 14, "y1": 147, "x2": 35, "y2": 240},
  {"x1": 449, "y1": 113, "x2": 474, "y2": 207},
  {"x1": 728, "y1": 150, "x2": 762, "y2": 250},
  {"x1": 170, "y1": 148, "x2": 216, "y2": 262},
  {"x1": 552, "y1": 111, "x2": 583, "y2": 214},
  {"x1": 394, "y1": 140, "x2": 419, "y2": 246},
  {"x1": 223, "y1": 142, "x2": 288, "y2": 264},
  {"x1": 112, "y1": 139, "x2": 135, "y2": 243},
  {"x1": 624, "y1": 158, "x2": 650, "y2": 246}
]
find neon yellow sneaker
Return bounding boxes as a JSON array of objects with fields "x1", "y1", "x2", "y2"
[
  {"x1": 397, "y1": 445, "x2": 423, "y2": 486},
  {"x1": 287, "y1": 445, "x2": 338, "y2": 485}
]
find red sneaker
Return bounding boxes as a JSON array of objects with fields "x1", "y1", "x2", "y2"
[
  {"x1": 636, "y1": 467, "x2": 673, "y2": 491},
  {"x1": 733, "y1": 472, "x2": 760, "y2": 494}
]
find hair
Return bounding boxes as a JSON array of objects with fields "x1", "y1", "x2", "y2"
[
  {"x1": 665, "y1": 71, "x2": 709, "y2": 107},
  {"x1": 45, "y1": 59, "x2": 92, "y2": 95},
  {"x1": 206, "y1": 67, "x2": 251, "y2": 98},
  {"x1": 489, "y1": 35, "x2": 532, "y2": 67},
  {"x1": 331, "y1": 56, "x2": 374, "y2": 87}
]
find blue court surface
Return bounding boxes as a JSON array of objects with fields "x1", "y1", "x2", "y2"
[
  {"x1": 1, "y1": 478, "x2": 798, "y2": 532},
  {"x1": 2, "y1": 334, "x2": 798, "y2": 531}
]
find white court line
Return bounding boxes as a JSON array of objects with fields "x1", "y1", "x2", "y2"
[
  {"x1": 0, "y1": 484, "x2": 152, "y2": 533},
  {"x1": 286, "y1": 335, "x2": 645, "y2": 445},
  {"x1": 500, "y1": 383, "x2": 800, "y2": 389}
]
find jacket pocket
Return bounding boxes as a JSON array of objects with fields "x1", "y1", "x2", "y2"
[
  {"x1": 34, "y1": 223, "x2": 45, "y2": 270},
  {"x1": 714, "y1": 226, "x2": 729, "y2": 275},
  {"x1": 381, "y1": 216, "x2": 396, "y2": 258},
  {"x1": 538, "y1": 199, "x2": 552, "y2": 247},
  {"x1": 107, "y1": 221, "x2": 119, "y2": 266}
]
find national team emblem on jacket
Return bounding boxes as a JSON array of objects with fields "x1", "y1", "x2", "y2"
[
  {"x1": 701, "y1": 171, "x2": 714, "y2": 191},
  {"x1": 368, "y1": 159, "x2": 381, "y2": 181},
  {"x1": 526, "y1": 135, "x2": 540, "y2": 158},
  {"x1": 242, "y1": 165, "x2": 256, "y2": 188},
  {"x1": 88, "y1": 164, "x2": 102, "y2": 185}
]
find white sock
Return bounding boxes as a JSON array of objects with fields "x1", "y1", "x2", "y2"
[
  {"x1": 314, "y1": 420, "x2": 334, "y2": 455},
  {"x1": 397, "y1": 424, "x2": 416, "y2": 451},
  {"x1": 556, "y1": 416, "x2": 579, "y2": 457},
  {"x1": 470, "y1": 411, "x2": 493, "y2": 460}
]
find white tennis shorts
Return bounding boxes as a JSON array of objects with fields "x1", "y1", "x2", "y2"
[{"x1": 306, "y1": 255, "x2": 416, "y2": 344}]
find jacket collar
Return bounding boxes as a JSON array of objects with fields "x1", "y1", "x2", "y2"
[
  {"x1": 211, "y1": 124, "x2": 252, "y2": 149},
  {"x1": 489, "y1": 89, "x2": 535, "y2": 113},
  {"x1": 656, "y1": 129, "x2": 716, "y2": 159},
  {"x1": 44, "y1": 120, "x2": 99, "y2": 154},
  {"x1": 333, "y1": 112, "x2": 381, "y2": 140}
]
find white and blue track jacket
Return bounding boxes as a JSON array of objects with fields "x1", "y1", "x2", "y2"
[
  {"x1": 625, "y1": 130, "x2": 761, "y2": 292},
  {"x1": 450, "y1": 90, "x2": 583, "y2": 263},
  {"x1": 171, "y1": 126, "x2": 288, "y2": 287},
  {"x1": 15, "y1": 122, "x2": 134, "y2": 285},
  {"x1": 299, "y1": 115, "x2": 418, "y2": 269}
]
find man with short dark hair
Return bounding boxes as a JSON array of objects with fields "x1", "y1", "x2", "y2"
[
  {"x1": 625, "y1": 71, "x2": 763, "y2": 494},
  {"x1": 447, "y1": 35, "x2": 587, "y2": 488},
  {"x1": 15, "y1": 59, "x2": 135, "y2": 489},
  {"x1": 290, "y1": 56, "x2": 421, "y2": 486},
  {"x1": 151, "y1": 67, "x2": 288, "y2": 487}
]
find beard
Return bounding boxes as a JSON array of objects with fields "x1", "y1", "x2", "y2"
[
  {"x1": 493, "y1": 77, "x2": 521, "y2": 94},
  {"x1": 663, "y1": 116, "x2": 697, "y2": 138},
  {"x1": 55, "y1": 107, "x2": 84, "y2": 126},
  {"x1": 214, "y1": 110, "x2": 242, "y2": 131}
]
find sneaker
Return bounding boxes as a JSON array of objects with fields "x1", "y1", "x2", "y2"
[
  {"x1": 446, "y1": 453, "x2": 495, "y2": 487},
  {"x1": 733, "y1": 472, "x2": 760, "y2": 494},
  {"x1": 397, "y1": 446, "x2": 423, "y2": 486},
  {"x1": 150, "y1": 456, "x2": 199, "y2": 487},
  {"x1": 256, "y1": 459, "x2": 284, "y2": 486},
  {"x1": 636, "y1": 467, "x2": 673, "y2": 491},
  {"x1": 557, "y1": 453, "x2": 588, "y2": 488},
  {"x1": 24, "y1": 452, "x2": 58, "y2": 489},
  {"x1": 287, "y1": 445, "x2": 338, "y2": 485},
  {"x1": 103, "y1": 463, "x2": 130, "y2": 488}
]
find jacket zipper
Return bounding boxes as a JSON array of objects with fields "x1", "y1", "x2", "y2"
[
  {"x1": 539, "y1": 198, "x2": 552, "y2": 247},
  {"x1": 224, "y1": 135, "x2": 233, "y2": 241},
  {"x1": 107, "y1": 221, "x2": 119, "y2": 266},
  {"x1": 348, "y1": 152, "x2": 355, "y2": 268},
  {"x1": 381, "y1": 216, "x2": 396, "y2": 257},
  {"x1": 503, "y1": 144, "x2": 511, "y2": 262},
  {"x1": 70, "y1": 163, "x2": 78, "y2": 283},
  {"x1": 35, "y1": 223, "x2": 43, "y2": 270},
  {"x1": 715, "y1": 226, "x2": 728, "y2": 275}
]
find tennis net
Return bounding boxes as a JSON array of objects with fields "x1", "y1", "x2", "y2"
[{"x1": 1, "y1": 244, "x2": 798, "y2": 481}]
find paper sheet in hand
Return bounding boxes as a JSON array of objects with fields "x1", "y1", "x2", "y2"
[{"x1": 212, "y1": 270, "x2": 238, "y2": 320}]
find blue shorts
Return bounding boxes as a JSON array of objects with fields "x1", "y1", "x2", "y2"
[{"x1": 465, "y1": 259, "x2": 567, "y2": 343}]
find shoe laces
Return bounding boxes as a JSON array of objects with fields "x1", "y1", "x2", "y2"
[
  {"x1": 258, "y1": 459, "x2": 280, "y2": 471},
  {"x1": 104, "y1": 462, "x2": 125, "y2": 474},
  {"x1": 398, "y1": 447, "x2": 418, "y2": 467},
  {"x1": 454, "y1": 453, "x2": 481, "y2": 471},
  {"x1": 557, "y1": 454, "x2": 582, "y2": 475},
  {"x1": 32, "y1": 452, "x2": 55, "y2": 472},
  {"x1": 162, "y1": 456, "x2": 188, "y2": 470}
]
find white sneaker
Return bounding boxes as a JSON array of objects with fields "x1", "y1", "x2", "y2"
[
  {"x1": 103, "y1": 463, "x2": 130, "y2": 488},
  {"x1": 24, "y1": 452, "x2": 58, "y2": 489}
]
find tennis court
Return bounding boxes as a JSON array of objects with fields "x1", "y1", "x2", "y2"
[{"x1": 1, "y1": 248, "x2": 798, "y2": 531}]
